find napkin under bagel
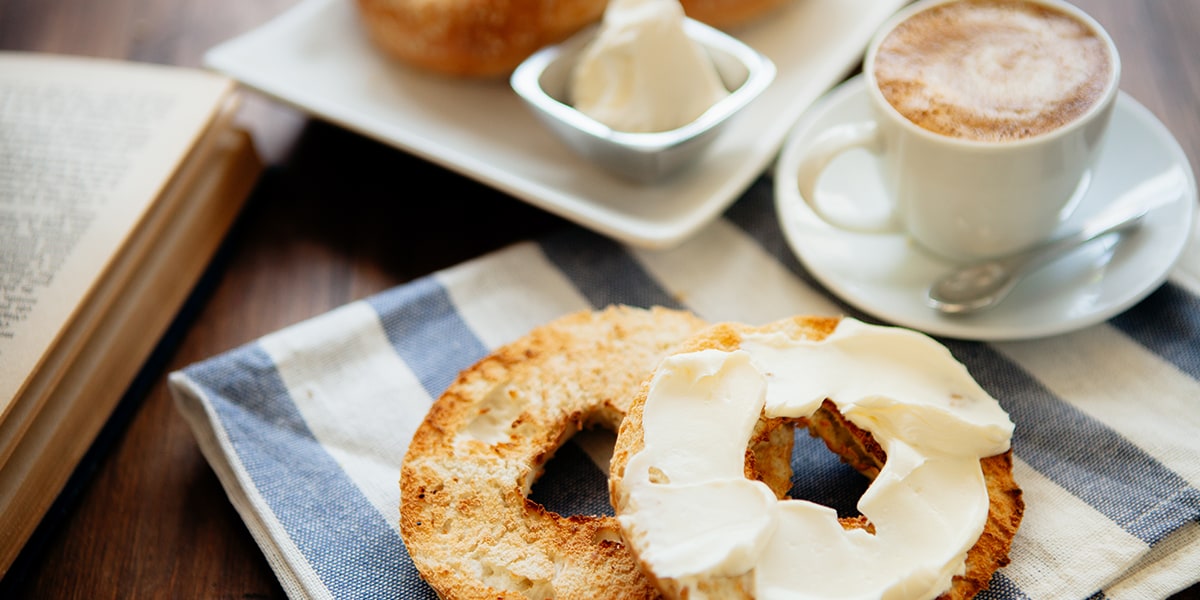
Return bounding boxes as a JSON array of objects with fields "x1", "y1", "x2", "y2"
[
  {"x1": 354, "y1": 0, "x2": 794, "y2": 77},
  {"x1": 608, "y1": 316, "x2": 1024, "y2": 600}
]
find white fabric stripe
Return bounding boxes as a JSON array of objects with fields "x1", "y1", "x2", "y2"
[
  {"x1": 439, "y1": 242, "x2": 606, "y2": 470},
  {"x1": 1003, "y1": 457, "x2": 1148, "y2": 598},
  {"x1": 633, "y1": 218, "x2": 842, "y2": 323},
  {"x1": 258, "y1": 301, "x2": 428, "y2": 530},
  {"x1": 994, "y1": 325, "x2": 1200, "y2": 489},
  {"x1": 437, "y1": 241, "x2": 592, "y2": 350},
  {"x1": 1105, "y1": 520, "x2": 1200, "y2": 600},
  {"x1": 169, "y1": 373, "x2": 332, "y2": 600}
]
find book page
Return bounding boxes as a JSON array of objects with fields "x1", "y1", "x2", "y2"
[
  {"x1": 0, "y1": 128, "x2": 261, "y2": 570},
  {"x1": 0, "y1": 53, "x2": 235, "y2": 417}
]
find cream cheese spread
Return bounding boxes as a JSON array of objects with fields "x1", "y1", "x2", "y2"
[
  {"x1": 618, "y1": 318, "x2": 1015, "y2": 599},
  {"x1": 568, "y1": 0, "x2": 730, "y2": 133}
]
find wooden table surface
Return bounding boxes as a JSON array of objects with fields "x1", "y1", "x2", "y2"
[{"x1": 2, "y1": 1, "x2": 1198, "y2": 598}]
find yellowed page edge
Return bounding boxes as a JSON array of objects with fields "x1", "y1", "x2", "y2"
[{"x1": 0, "y1": 88, "x2": 243, "y2": 470}]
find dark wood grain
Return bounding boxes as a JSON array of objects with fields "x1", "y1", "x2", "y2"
[{"x1": 1, "y1": 0, "x2": 1198, "y2": 598}]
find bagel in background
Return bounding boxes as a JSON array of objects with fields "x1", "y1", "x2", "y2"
[{"x1": 354, "y1": 0, "x2": 795, "y2": 78}]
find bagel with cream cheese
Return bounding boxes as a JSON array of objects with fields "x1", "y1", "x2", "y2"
[
  {"x1": 355, "y1": 0, "x2": 794, "y2": 77},
  {"x1": 400, "y1": 306, "x2": 802, "y2": 598},
  {"x1": 609, "y1": 315, "x2": 1024, "y2": 600}
]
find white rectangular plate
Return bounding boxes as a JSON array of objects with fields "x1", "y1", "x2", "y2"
[{"x1": 205, "y1": 0, "x2": 907, "y2": 249}]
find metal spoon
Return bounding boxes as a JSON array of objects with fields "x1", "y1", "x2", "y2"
[{"x1": 926, "y1": 203, "x2": 1150, "y2": 315}]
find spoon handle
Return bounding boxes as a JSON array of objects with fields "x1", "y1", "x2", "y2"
[
  {"x1": 1009, "y1": 202, "x2": 1150, "y2": 276},
  {"x1": 926, "y1": 202, "x2": 1151, "y2": 314}
]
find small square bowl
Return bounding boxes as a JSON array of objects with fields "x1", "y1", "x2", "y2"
[{"x1": 510, "y1": 18, "x2": 776, "y2": 184}]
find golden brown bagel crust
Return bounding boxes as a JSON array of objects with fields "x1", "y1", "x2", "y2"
[
  {"x1": 400, "y1": 306, "x2": 708, "y2": 599},
  {"x1": 681, "y1": 0, "x2": 795, "y2": 29},
  {"x1": 355, "y1": 0, "x2": 794, "y2": 78},
  {"x1": 609, "y1": 316, "x2": 1025, "y2": 600}
]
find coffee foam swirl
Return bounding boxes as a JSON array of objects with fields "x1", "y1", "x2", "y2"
[{"x1": 873, "y1": 0, "x2": 1112, "y2": 142}]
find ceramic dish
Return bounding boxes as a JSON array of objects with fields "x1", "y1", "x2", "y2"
[{"x1": 510, "y1": 19, "x2": 775, "y2": 183}]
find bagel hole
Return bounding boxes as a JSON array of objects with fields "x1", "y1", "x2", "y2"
[
  {"x1": 528, "y1": 426, "x2": 617, "y2": 518},
  {"x1": 787, "y1": 425, "x2": 874, "y2": 521}
]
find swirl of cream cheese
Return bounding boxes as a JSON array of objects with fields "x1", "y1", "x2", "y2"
[
  {"x1": 569, "y1": 0, "x2": 730, "y2": 133},
  {"x1": 618, "y1": 318, "x2": 1015, "y2": 599}
]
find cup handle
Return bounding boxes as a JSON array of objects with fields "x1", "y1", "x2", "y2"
[{"x1": 794, "y1": 121, "x2": 898, "y2": 232}]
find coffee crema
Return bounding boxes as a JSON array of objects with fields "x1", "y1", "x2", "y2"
[{"x1": 872, "y1": 0, "x2": 1113, "y2": 143}]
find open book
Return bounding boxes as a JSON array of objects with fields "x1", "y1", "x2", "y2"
[{"x1": 0, "y1": 52, "x2": 263, "y2": 573}]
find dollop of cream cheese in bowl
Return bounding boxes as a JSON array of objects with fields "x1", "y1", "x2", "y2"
[
  {"x1": 569, "y1": 0, "x2": 731, "y2": 133},
  {"x1": 618, "y1": 318, "x2": 1016, "y2": 599}
]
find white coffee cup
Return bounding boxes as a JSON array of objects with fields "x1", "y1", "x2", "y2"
[{"x1": 780, "y1": 0, "x2": 1121, "y2": 262}]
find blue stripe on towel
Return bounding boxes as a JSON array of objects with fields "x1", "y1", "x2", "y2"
[
  {"x1": 945, "y1": 340, "x2": 1200, "y2": 545},
  {"x1": 788, "y1": 428, "x2": 870, "y2": 519},
  {"x1": 185, "y1": 347, "x2": 435, "y2": 600},
  {"x1": 976, "y1": 573, "x2": 1032, "y2": 600},
  {"x1": 1109, "y1": 282, "x2": 1200, "y2": 380},
  {"x1": 538, "y1": 227, "x2": 684, "y2": 311},
  {"x1": 530, "y1": 439, "x2": 615, "y2": 517},
  {"x1": 366, "y1": 276, "x2": 489, "y2": 399}
]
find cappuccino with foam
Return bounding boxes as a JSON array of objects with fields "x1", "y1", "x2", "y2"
[
  {"x1": 873, "y1": 0, "x2": 1113, "y2": 142},
  {"x1": 782, "y1": 0, "x2": 1120, "y2": 260}
]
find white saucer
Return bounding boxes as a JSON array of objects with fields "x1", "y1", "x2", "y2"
[{"x1": 774, "y1": 76, "x2": 1197, "y2": 342}]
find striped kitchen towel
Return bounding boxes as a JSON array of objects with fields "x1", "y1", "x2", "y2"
[{"x1": 169, "y1": 179, "x2": 1200, "y2": 599}]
